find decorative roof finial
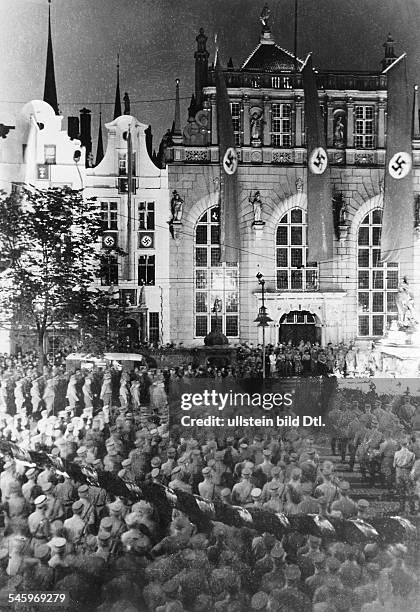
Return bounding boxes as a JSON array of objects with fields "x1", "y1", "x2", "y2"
[
  {"x1": 123, "y1": 92, "x2": 130, "y2": 115},
  {"x1": 260, "y1": 4, "x2": 271, "y2": 32}
]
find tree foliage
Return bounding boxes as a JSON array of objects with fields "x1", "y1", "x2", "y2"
[{"x1": 0, "y1": 186, "x2": 112, "y2": 362}]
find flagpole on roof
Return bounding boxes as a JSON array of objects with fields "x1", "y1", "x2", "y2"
[{"x1": 300, "y1": 52, "x2": 312, "y2": 72}]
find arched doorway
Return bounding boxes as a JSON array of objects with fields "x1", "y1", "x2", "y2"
[
  {"x1": 279, "y1": 311, "x2": 321, "y2": 345},
  {"x1": 118, "y1": 318, "x2": 139, "y2": 351}
]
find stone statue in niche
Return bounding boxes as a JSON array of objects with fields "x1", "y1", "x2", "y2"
[
  {"x1": 170, "y1": 190, "x2": 184, "y2": 222},
  {"x1": 250, "y1": 107, "x2": 263, "y2": 146},
  {"x1": 295, "y1": 177, "x2": 304, "y2": 192},
  {"x1": 396, "y1": 276, "x2": 417, "y2": 327},
  {"x1": 332, "y1": 191, "x2": 347, "y2": 240},
  {"x1": 249, "y1": 190, "x2": 264, "y2": 224},
  {"x1": 333, "y1": 115, "x2": 345, "y2": 148}
]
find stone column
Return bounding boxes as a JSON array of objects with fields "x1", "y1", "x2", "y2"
[
  {"x1": 263, "y1": 96, "x2": 271, "y2": 147},
  {"x1": 377, "y1": 99, "x2": 386, "y2": 148},
  {"x1": 210, "y1": 94, "x2": 217, "y2": 146},
  {"x1": 295, "y1": 97, "x2": 303, "y2": 147},
  {"x1": 243, "y1": 95, "x2": 250, "y2": 146},
  {"x1": 346, "y1": 98, "x2": 354, "y2": 148}
]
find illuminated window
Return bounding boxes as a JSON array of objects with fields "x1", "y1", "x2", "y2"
[
  {"x1": 275, "y1": 208, "x2": 318, "y2": 291},
  {"x1": 357, "y1": 209, "x2": 398, "y2": 336},
  {"x1": 355, "y1": 106, "x2": 374, "y2": 149},
  {"x1": 230, "y1": 102, "x2": 242, "y2": 146},
  {"x1": 194, "y1": 207, "x2": 239, "y2": 337},
  {"x1": 271, "y1": 103, "x2": 291, "y2": 147}
]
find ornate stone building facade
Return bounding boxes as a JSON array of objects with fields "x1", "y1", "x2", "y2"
[{"x1": 165, "y1": 24, "x2": 420, "y2": 347}]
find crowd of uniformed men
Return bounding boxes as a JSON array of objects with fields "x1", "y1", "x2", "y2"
[{"x1": 0, "y1": 354, "x2": 418, "y2": 610}]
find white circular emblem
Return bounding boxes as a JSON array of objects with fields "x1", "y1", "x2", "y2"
[
  {"x1": 309, "y1": 147, "x2": 328, "y2": 174},
  {"x1": 140, "y1": 235, "x2": 152, "y2": 248},
  {"x1": 103, "y1": 235, "x2": 115, "y2": 248},
  {"x1": 223, "y1": 147, "x2": 238, "y2": 175},
  {"x1": 388, "y1": 151, "x2": 412, "y2": 179}
]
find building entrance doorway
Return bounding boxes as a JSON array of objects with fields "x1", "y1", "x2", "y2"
[
  {"x1": 118, "y1": 318, "x2": 140, "y2": 351},
  {"x1": 279, "y1": 311, "x2": 321, "y2": 345}
]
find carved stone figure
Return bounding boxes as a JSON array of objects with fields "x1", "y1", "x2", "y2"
[
  {"x1": 396, "y1": 276, "x2": 417, "y2": 327},
  {"x1": 170, "y1": 190, "x2": 184, "y2": 222},
  {"x1": 249, "y1": 190, "x2": 263, "y2": 223},
  {"x1": 295, "y1": 177, "x2": 304, "y2": 192},
  {"x1": 250, "y1": 110, "x2": 263, "y2": 142},
  {"x1": 333, "y1": 115, "x2": 345, "y2": 148},
  {"x1": 260, "y1": 4, "x2": 272, "y2": 30}
]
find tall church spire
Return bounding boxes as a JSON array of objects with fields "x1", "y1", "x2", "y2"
[
  {"x1": 43, "y1": 0, "x2": 59, "y2": 114},
  {"x1": 96, "y1": 108, "x2": 104, "y2": 165},
  {"x1": 113, "y1": 55, "x2": 122, "y2": 119}
]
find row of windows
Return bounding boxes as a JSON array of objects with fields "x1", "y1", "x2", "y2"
[
  {"x1": 101, "y1": 254, "x2": 156, "y2": 286},
  {"x1": 192, "y1": 206, "x2": 398, "y2": 338},
  {"x1": 229, "y1": 103, "x2": 376, "y2": 149},
  {"x1": 101, "y1": 201, "x2": 155, "y2": 231},
  {"x1": 102, "y1": 206, "x2": 398, "y2": 339}
]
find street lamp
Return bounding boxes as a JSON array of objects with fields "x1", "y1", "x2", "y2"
[{"x1": 254, "y1": 272, "x2": 273, "y2": 379}]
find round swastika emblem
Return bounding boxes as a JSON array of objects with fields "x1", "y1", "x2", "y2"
[
  {"x1": 388, "y1": 151, "x2": 411, "y2": 179},
  {"x1": 223, "y1": 147, "x2": 238, "y2": 175},
  {"x1": 140, "y1": 235, "x2": 153, "y2": 248},
  {"x1": 103, "y1": 235, "x2": 116, "y2": 248},
  {"x1": 309, "y1": 147, "x2": 328, "y2": 175}
]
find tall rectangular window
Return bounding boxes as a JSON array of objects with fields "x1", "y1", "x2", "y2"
[
  {"x1": 44, "y1": 145, "x2": 56, "y2": 164},
  {"x1": 118, "y1": 152, "x2": 136, "y2": 176},
  {"x1": 230, "y1": 102, "x2": 241, "y2": 146},
  {"x1": 138, "y1": 202, "x2": 155, "y2": 230},
  {"x1": 149, "y1": 312, "x2": 160, "y2": 344},
  {"x1": 138, "y1": 255, "x2": 155, "y2": 286},
  {"x1": 271, "y1": 103, "x2": 291, "y2": 147},
  {"x1": 100, "y1": 255, "x2": 118, "y2": 286},
  {"x1": 100, "y1": 201, "x2": 118, "y2": 230},
  {"x1": 355, "y1": 106, "x2": 374, "y2": 149}
]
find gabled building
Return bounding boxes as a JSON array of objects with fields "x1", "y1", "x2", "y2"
[{"x1": 164, "y1": 19, "x2": 420, "y2": 347}]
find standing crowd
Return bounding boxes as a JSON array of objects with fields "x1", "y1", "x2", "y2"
[{"x1": 0, "y1": 351, "x2": 417, "y2": 610}]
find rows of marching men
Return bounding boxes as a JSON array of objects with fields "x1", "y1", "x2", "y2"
[{"x1": 0, "y1": 362, "x2": 417, "y2": 609}]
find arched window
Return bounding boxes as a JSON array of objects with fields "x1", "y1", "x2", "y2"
[
  {"x1": 357, "y1": 208, "x2": 399, "y2": 336},
  {"x1": 194, "y1": 207, "x2": 239, "y2": 337},
  {"x1": 275, "y1": 208, "x2": 318, "y2": 291}
]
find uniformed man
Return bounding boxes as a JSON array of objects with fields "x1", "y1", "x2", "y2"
[
  {"x1": 330, "y1": 481, "x2": 357, "y2": 519},
  {"x1": 47, "y1": 536, "x2": 69, "y2": 574},
  {"x1": 95, "y1": 529, "x2": 112, "y2": 561},
  {"x1": 54, "y1": 475, "x2": 76, "y2": 520},
  {"x1": 314, "y1": 461, "x2": 340, "y2": 510},
  {"x1": 356, "y1": 498, "x2": 370, "y2": 520},
  {"x1": 42, "y1": 482, "x2": 64, "y2": 523},
  {"x1": 260, "y1": 544, "x2": 286, "y2": 593},
  {"x1": 262, "y1": 481, "x2": 284, "y2": 513},
  {"x1": 246, "y1": 487, "x2": 263, "y2": 508},
  {"x1": 297, "y1": 481, "x2": 321, "y2": 514},
  {"x1": 63, "y1": 499, "x2": 85, "y2": 543},
  {"x1": 198, "y1": 466, "x2": 216, "y2": 501},
  {"x1": 22, "y1": 468, "x2": 37, "y2": 501},
  {"x1": 231, "y1": 467, "x2": 253, "y2": 506},
  {"x1": 28, "y1": 494, "x2": 51, "y2": 552},
  {"x1": 168, "y1": 466, "x2": 192, "y2": 493},
  {"x1": 393, "y1": 439, "x2": 416, "y2": 513}
]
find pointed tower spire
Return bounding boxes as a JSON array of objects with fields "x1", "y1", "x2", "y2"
[
  {"x1": 114, "y1": 55, "x2": 122, "y2": 119},
  {"x1": 172, "y1": 79, "x2": 182, "y2": 144},
  {"x1": 43, "y1": 0, "x2": 59, "y2": 114},
  {"x1": 96, "y1": 108, "x2": 104, "y2": 165}
]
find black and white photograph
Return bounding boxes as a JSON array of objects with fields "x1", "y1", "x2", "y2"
[{"x1": 0, "y1": 0, "x2": 420, "y2": 610}]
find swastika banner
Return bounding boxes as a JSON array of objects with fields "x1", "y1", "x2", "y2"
[
  {"x1": 381, "y1": 55, "x2": 413, "y2": 263},
  {"x1": 215, "y1": 55, "x2": 240, "y2": 264},
  {"x1": 302, "y1": 55, "x2": 334, "y2": 263}
]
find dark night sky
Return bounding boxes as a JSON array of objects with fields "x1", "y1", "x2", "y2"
[{"x1": 1, "y1": 0, "x2": 420, "y2": 152}]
